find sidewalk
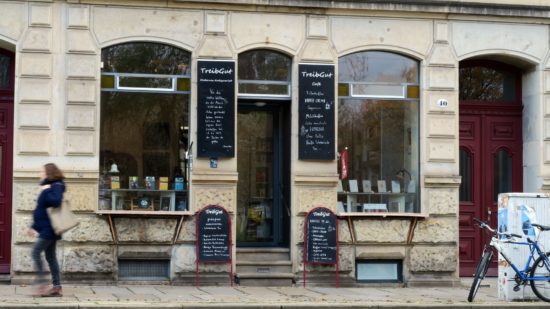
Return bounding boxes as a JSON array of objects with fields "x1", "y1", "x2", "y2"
[{"x1": 0, "y1": 279, "x2": 548, "y2": 308}]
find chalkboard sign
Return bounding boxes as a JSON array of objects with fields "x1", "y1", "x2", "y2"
[
  {"x1": 298, "y1": 64, "x2": 335, "y2": 160},
  {"x1": 305, "y1": 207, "x2": 338, "y2": 264},
  {"x1": 197, "y1": 60, "x2": 235, "y2": 158},
  {"x1": 197, "y1": 205, "x2": 231, "y2": 262}
]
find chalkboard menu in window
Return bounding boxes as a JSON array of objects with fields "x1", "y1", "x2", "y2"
[
  {"x1": 298, "y1": 64, "x2": 335, "y2": 160},
  {"x1": 197, "y1": 205, "x2": 231, "y2": 262},
  {"x1": 304, "y1": 207, "x2": 338, "y2": 264},
  {"x1": 197, "y1": 60, "x2": 235, "y2": 158}
]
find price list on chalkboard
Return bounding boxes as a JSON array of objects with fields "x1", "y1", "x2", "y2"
[
  {"x1": 298, "y1": 64, "x2": 335, "y2": 160},
  {"x1": 305, "y1": 207, "x2": 337, "y2": 264},
  {"x1": 197, "y1": 205, "x2": 230, "y2": 262},
  {"x1": 197, "y1": 60, "x2": 235, "y2": 158}
]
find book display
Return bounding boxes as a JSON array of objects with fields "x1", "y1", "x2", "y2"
[
  {"x1": 110, "y1": 176, "x2": 120, "y2": 189},
  {"x1": 159, "y1": 177, "x2": 169, "y2": 190},
  {"x1": 337, "y1": 178, "x2": 417, "y2": 213},
  {"x1": 129, "y1": 176, "x2": 139, "y2": 189},
  {"x1": 145, "y1": 176, "x2": 156, "y2": 190}
]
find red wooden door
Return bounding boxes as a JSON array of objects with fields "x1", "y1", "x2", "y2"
[
  {"x1": 458, "y1": 60, "x2": 523, "y2": 277},
  {"x1": 0, "y1": 49, "x2": 14, "y2": 274},
  {"x1": 459, "y1": 106, "x2": 523, "y2": 276}
]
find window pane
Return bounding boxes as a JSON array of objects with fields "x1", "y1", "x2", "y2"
[
  {"x1": 459, "y1": 66, "x2": 517, "y2": 102},
  {"x1": 102, "y1": 42, "x2": 190, "y2": 75},
  {"x1": 118, "y1": 76, "x2": 173, "y2": 89},
  {"x1": 0, "y1": 54, "x2": 9, "y2": 89},
  {"x1": 351, "y1": 84, "x2": 405, "y2": 98},
  {"x1": 100, "y1": 92, "x2": 189, "y2": 190},
  {"x1": 459, "y1": 148, "x2": 472, "y2": 202},
  {"x1": 238, "y1": 83, "x2": 288, "y2": 95},
  {"x1": 238, "y1": 50, "x2": 291, "y2": 81},
  {"x1": 338, "y1": 51, "x2": 419, "y2": 84},
  {"x1": 338, "y1": 99, "x2": 419, "y2": 213},
  {"x1": 357, "y1": 262, "x2": 400, "y2": 282},
  {"x1": 494, "y1": 150, "x2": 512, "y2": 201}
]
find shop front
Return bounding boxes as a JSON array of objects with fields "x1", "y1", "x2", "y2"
[{"x1": 3, "y1": 0, "x2": 550, "y2": 287}]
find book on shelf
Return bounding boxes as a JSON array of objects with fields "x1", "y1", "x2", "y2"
[
  {"x1": 363, "y1": 203, "x2": 387, "y2": 212},
  {"x1": 174, "y1": 177, "x2": 184, "y2": 191},
  {"x1": 362, "y1": 180, "x2": 372, "y2": 193},
  {"x1": 145, "y1": 176, "x2": 156, "y2": 190},
  {"x1": 391, "y1": 180, "x2": 401, "y2": 193},
  {"x1": 110, "y1": 176, "x2": 120, "y2": 189},
  {"x1": 159, "y1": 177, "x2": 169, "y2": 190},
  {"x1": 349, "y1": 179, "x2": 359, "y2": 193},
  {"x1": 129, "y1": 176, "x2": 139, "y2": 189},
  {"x1": 377, "y1": 180, "x2": 387, "y2": 193}
]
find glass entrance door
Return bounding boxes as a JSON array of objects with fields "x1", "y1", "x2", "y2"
[{"x1": 237, "y1": 103, "x2": 286, "y2": 246}]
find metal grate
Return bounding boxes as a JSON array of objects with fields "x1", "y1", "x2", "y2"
[{"x1": 118, "y1": 259, "x2": 169, "y2": 280}]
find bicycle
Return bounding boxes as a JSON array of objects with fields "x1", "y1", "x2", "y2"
[{"x1": 468, "y1": 217, "x2": 550, "y2": 302}]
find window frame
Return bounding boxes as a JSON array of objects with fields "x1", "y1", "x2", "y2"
[
  {"x1": 98, "y1": 41, "x2": 192, "y2": 214},
  {"x1": 337, "y1": 50, "x2": 421, "y2": 215}
]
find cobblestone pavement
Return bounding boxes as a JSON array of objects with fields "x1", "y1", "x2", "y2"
[{"x1": 0, "y1": 279, "x2": 549, "y2": 308}]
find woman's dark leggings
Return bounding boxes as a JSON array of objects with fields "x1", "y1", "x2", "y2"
[{"x1": 31, "y1": 238, "x2": 61, "y2": 288}]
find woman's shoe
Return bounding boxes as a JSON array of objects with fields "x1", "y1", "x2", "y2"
[
  {"x1": 41, "y1": 286, "x2": 62, "y2": 297},
  {"x1": 32, "y1": 284, "x2": 48, "y2": 297}
]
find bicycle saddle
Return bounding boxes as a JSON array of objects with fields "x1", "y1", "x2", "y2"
[{"x1": 531, "y1": 223, "x2": 550, "y2": 231}]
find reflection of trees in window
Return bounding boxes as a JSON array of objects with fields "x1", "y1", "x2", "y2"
[
  {"x1": 102, "y1": 42, "x2": 190, "y2": 75},
  {"x1": 100, "y1": 42, "x2": 190, "y2": 183},
  {"x1": 0, "y1": 54, "x2": 9, "y2": 89},
  {"x1": 338, "y1": 51, "x2": 420, "y2": 212},
  {"x1": 459, "y1": 64, "x2": 518, "y2": 102},
  {"x1": 338, "y1": 51, "x2": 418, "y2": 84},
  {"x1": 238, "y1": 50, "x2": 290, "y2": 81}
]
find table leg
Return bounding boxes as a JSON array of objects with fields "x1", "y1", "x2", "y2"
[
  {"x1": 173, "y1": 215, "x2": 185, "y2": 244},
  {"x1": 107, "y1": 214, "x2": 117, "y2": 244},
  {"x1": 406, "y1": 217, "x2": 418, "y2": 245}
]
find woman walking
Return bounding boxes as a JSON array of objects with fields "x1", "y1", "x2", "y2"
[{"x1": 27, "y1": 163, "x2": 65, "y2": 297}]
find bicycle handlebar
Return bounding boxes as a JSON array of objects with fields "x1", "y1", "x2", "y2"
[{"x1": 473, "y1": 218, "x2": 522, "y2": 239}]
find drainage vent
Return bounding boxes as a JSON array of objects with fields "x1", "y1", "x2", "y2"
[{"x1": 118, "y1": 259, "x2": 169, "y2": 280}]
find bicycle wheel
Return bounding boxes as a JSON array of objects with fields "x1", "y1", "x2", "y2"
[
  {"x1": 530, "y1": 252, "x2": 550, "y2": 302},
  {"x1": 468, "y1": 248, "x2": 493, "y2": 302}
]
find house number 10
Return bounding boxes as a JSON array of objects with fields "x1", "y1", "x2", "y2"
[{"x1": 437, "y1": 99, "x2": 449, "y2": 108}]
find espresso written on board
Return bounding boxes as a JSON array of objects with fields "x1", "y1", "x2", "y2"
[
  {"x1": 197, "y1": 205, "x2": 231, "y2": 262},
  {"x1": 197, "y1": 60, "x2": 235, "y2": 158},
  {"x1": 305, "y1": 207, "x2": 337, "y2": 264},
  {"x1": 298, "y1": 64, "x2": 335, "y2": 160}
]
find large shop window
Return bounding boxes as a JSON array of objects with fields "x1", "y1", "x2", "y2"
[
  {"x1": 99, "y1": 42, "x2": 191, "y2": 212},
  {"x1": 337, "y1": 51, "x2": 420, "y2": 213}
]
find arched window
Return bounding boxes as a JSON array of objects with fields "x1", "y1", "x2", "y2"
[
  {"x1": 459, "y1": 61, "x2": 521, "y2": 103},
  {"x1": 238, "y1": 49, "x2": 291, "y2": 98},
  {"x1": 337, "y1": 51, "x2": 420, "y2": 213},
  {"x1": 99, "y1": 42, "x2": 191, "y2": 212}
]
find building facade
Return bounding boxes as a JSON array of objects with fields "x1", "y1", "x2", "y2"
[{"x1": 0, "y1": 0, "x2": 549, "y2": 286}]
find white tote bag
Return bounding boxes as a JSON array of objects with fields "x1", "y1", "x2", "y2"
[{"x1": 47, "y1": 199, "x2": 79, "y2": 235}]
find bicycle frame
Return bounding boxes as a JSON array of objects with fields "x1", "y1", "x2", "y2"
[{"x1": 492, "y1": 233, "x2": 550, "y2": 283}]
